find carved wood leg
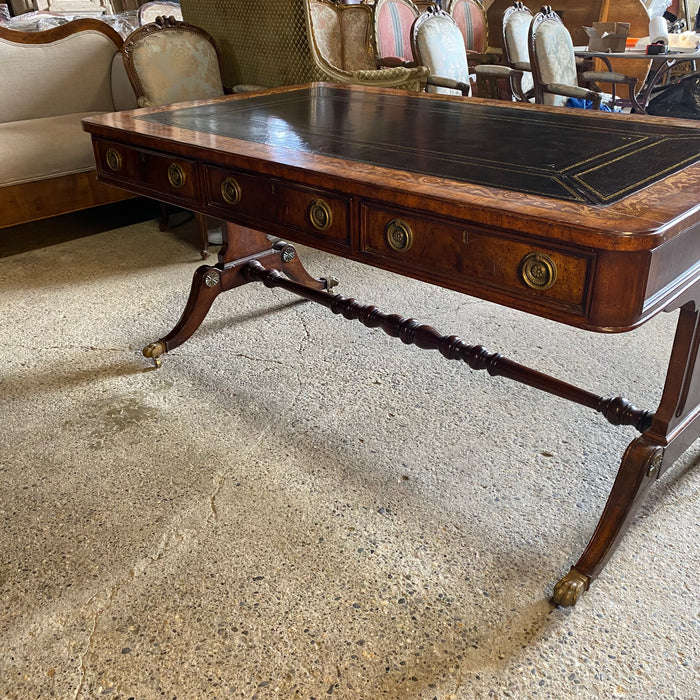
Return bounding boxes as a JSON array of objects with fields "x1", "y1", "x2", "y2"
[
  {"x1": 553, "y1": 293, "x2": 700, "y2": 606},
  {"x1": 143, "y1": 222, "x2": 330, "y2": 366}
]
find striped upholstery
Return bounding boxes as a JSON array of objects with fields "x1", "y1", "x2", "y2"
[
  {"x1": 447, "y1": 0, "x2": 487, "y2": 53},
  {"x1": 374, "y1": 0, "x2": 419, "y2": 63}
]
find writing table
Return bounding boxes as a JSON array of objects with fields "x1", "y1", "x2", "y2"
[{"x1": 83, "y1": 84, "x2": 700, "y2": 606}]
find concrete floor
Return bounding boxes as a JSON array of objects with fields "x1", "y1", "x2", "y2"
[{"x1": 1, "y1": 207, "x2": 698, "y2": 699}]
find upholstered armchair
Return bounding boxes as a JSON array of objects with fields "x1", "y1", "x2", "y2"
[
  {"x1": 122, "y1": 17, "x2": 227, "y2": 257},
  {"x1": 373, "y1": 0, "x2": 420, "y2": 67},
  {"x1": 528, "y1": 6, "x2": 639, "y2": 110},
  {"x1": 123, "y1": 17, "x2": 225, "y2": 107},
  {"x1": 474, "y1": 1, "x2": 532, "y2": 101},
  {"x1": 307, "y1": 0, "x2": 427, "y2": 89},
  {"x1": 447, "y1": 0, "x2": 488, "y2": 52},
  {"x1": 411, "y1": 5, "x2": 471, "y2": 96},
  {"x1": 446, "y1": 0, "x2": 500, "y2": 79}
]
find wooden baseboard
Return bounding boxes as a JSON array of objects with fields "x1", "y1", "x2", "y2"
[{"x1": 0, "y1": 170, "x2": 134, "y2": 229}]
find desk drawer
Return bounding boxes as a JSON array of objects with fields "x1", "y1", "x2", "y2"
[
  {"x1": 94, "y1": 139, "x2": 200, "y2": 204},
  {"x1": 361, "y1": 204, "x2": 592, "y2": 311},
  {"x1": 205, "y1": 166, "x2": 351, "y2": 245}
]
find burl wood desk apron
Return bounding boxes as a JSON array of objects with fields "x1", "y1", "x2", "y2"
[{"x1": 83, "y1": 84, "x2": 700, "y2": 606}]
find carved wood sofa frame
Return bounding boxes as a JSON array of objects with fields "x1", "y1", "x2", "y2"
[{"x1": 0, "y1": 19, "x2": 135, "y2": 230}]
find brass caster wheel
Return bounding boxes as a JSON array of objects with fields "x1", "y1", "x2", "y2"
[
  {"x1": 143, "y1": 340, "x2": 166, "y2": 368},
  {"x1": 552, "y1": 568, "x2": 589, "y2": 607}
]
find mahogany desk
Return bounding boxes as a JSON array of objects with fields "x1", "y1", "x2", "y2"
[{"x1": 83, "y1": 84, "x2": 700, "y2": 606}]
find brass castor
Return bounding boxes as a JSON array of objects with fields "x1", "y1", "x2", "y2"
[
  {"x1": 143, "y1": 340, "x2": 166, "y2": 368},
  {"x1": 552, "y1": 568, "x2": 589, "y2": 607}
]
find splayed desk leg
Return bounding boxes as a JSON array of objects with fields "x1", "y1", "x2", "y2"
[
  {"x1": 554, "y1": 289, "x2": 700, "y2": 606},
  {"x1": 143, "y1": 222, "x2": 333, "y2": 367}
]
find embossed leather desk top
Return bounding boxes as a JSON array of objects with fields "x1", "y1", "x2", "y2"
[{"x1": 137, "y1": 84, "x2": 700, "y2": 206}]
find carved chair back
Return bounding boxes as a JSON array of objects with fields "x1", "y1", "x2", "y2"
[
  {"x1": 528, "y1": 5, "x2": 577, "y2": 106},
  {"x1": 502, "y1": 1, "x2": 533, "y2": 98},
  {"x1": 411, "y1": 5, "x2": 470, "y2": 95},
  {"x1": 373, "y1": 0, "x2": 420, "y2": 64},
  {"x1": 122, "y1": 16, "x2": 225, "y2": 108},
  {"x1": 306, "y1": 0, "x2": 428, "y2": 89},
  {"x1": 446, "y1": 0, "x2": 488, "y2": 53},
  {"x1": 308, "y1": 0, "x2": 376, "y2": 72}
]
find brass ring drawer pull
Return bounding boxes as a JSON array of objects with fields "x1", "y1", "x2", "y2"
[
  {"x1": 520, "y1": 252, "x2": 557, "y2": 290},
  {"x1": 105, "y1": 148, "x2": 122, "y2": 172},
  {"x1": 167, "y1": 162, "x2": 186, "y2": 188},
  {"x1": 309, "y1": 199, "x2": 333, "y2": 231},
  {"x1": 386, "y1": 219, "x2": 414, "y2": 252},
  {"x1": 221, "y1": 176, "x2": 242, "y2": 205}
]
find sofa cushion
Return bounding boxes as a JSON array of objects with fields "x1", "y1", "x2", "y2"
[
  {"x1": 0, "y1": 112, "x2": 106, "y2": 187},
  {"x1": 0, "y1": 30, "x2": 118, "y2": 123}
]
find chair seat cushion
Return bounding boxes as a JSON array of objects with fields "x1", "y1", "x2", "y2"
[{"x1": 0, "y1": 112, "x2": 105, "y2": 187}]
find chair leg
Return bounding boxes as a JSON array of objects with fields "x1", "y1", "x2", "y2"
[
  {"x1": 158, "y1": 203, "x2": 170, "y2": 232},
  {"x1": 195, "y1": 212, "x2": 209, "y2": 259}
]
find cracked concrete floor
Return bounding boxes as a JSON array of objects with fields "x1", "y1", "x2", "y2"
[{"x1": 0, "y1": 217, "x2": 698, "y2": 699}]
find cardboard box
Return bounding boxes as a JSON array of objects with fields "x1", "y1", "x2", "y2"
[{"x1": 584, "y1": 22, "x2": 631, "y2": 52}]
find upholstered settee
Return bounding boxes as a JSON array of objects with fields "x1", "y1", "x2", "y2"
[{"x1": 0, "y1": 19, "x2": 138, "y2": 229}]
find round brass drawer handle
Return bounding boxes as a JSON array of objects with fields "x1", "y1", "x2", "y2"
[
  {"x1": 167, "y1": 162, "x2": 186, "y2": 188},
  {"x1": 309, "y1": 199, "x2": 333, "y2": 231},
  {"x1": 105, "y1": 148, "x2": 122, "y2": 172},
  {"x1": 221, "y1": 176, "x2": 242, "y2": 205},
  {"x1": 520, "y1": 252, "x2": 557, "y2": 290},
  {"x1": 386, "y1": 219, "x2": 414, "y2": 252}
]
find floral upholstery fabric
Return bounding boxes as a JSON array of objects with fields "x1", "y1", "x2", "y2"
[
  {"x1": 534, "y1": 18, "x2": 577, "y2": 106},
  {"x1": 310, "y1": 2, "x2": 343, "y2": 68},
  {"x1": 341, "y1": 9, "x2": 375, "y2": 70},
  {"x1": 415, "y1": 14, "x2": 469, "y2": 95},
  {"x1": 504, "y1": 9, "x2": 533, "y2": 95},
  {"x1": 375, "y1": 0, "x2": 417, "y2": 62},
  {"x1": 310, "y1": 2, "x2": 375, "y2": 71},
  {"x1": 131, "y1": 30, "x2": 224, "y2": 107},
  {"x1": 448, "y1": 0, "x2": 486, "y2": 52}
]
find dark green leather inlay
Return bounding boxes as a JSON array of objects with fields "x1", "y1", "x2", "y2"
[{"x1": 138, "y1": 86, "x2": 700, "y2": 205}]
